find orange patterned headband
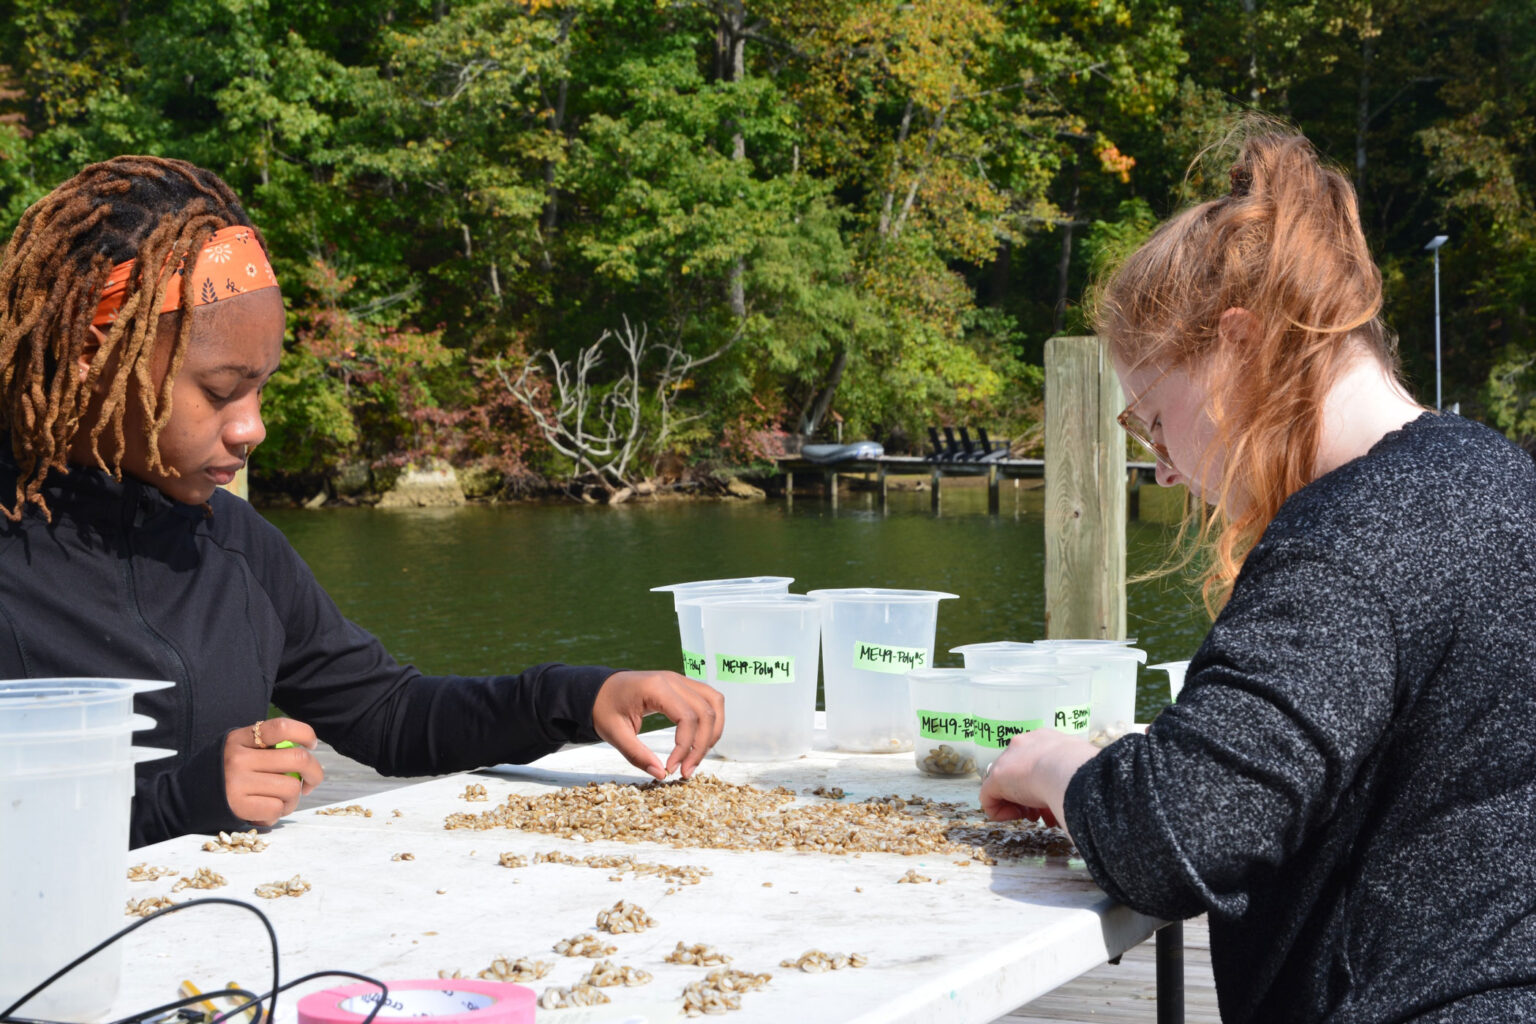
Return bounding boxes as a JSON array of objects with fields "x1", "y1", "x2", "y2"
[{"x1": 91, "y1": 224, "x2": 279, "y2": 328}]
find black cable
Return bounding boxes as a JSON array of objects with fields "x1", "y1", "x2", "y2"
[
  {"x1": 77, "y1": 963, "x2": 387, "y2": 1024},
  {"x1": 1, "y1": 899, "x2": 389, "y2": 1024},
  {"x1": 0, "y1": 898, "x2": 279, "y2": 1024},
  {"x1": 215, "y1": 972, "x2": 388, "y2": 1024},
  {"x1": 104, "y1": 989, "x2": 261, "y2": 1024}
]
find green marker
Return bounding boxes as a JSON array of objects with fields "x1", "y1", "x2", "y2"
[{"x1": 274, "y1": 740, "x2": 303, "y2": 779}]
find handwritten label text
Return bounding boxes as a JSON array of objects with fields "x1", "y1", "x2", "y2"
[
  {"x1": 917, "y1": 709, "x2": 965, "y2": 741},
  {"x1": 853, "y1": 642, "x2": 928, "y2": 674},
  {"x1": 972, "y1": 716, "x2": 1045, "y2": 749},
  {"x1": 715, "y1": 654, "x2": 795, "y2": 684},
  {"x1": 1052, "y1": 703, "x2": 1091, "y2": 735}
]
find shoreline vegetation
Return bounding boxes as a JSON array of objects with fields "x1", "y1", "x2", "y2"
[
  {"x1": 250, "y1": 460, "x2": 1208, "y2": 528},
  {"x1": 5, "y1": 2, "x2": 1533, "y2": 492},
  {"x1": 250, "y1": 456, "x2": 974, "y2": 510}
]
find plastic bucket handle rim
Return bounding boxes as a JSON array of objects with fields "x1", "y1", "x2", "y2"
[
  {"x1": 805, "y1": 588, "x2": 960, "y2": 603},
  {"x1": 0, "y1": 677, "x2": 173, "y2": 693},
  {"x1": 950, "y1": 641, "x2": 1036, "y2": 653},
  {"x1": 651, "y1": 576, "x2": 795, "y2": 593}
]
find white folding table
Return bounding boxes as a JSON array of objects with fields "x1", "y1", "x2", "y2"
[{"x1": 103, "y1": 724, "x2": 1180, "y2": 1024}]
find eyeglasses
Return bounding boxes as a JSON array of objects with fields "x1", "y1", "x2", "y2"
[{"x1": 1116, "y1": 367, "x2": 1172, "y2": 464}]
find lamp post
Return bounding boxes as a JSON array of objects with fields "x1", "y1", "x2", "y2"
[{"x1": 1424, "y1": 234, "x2": 1449, "y2": 410}]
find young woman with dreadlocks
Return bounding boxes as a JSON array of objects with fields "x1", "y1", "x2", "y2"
[{"x1": 0, "y1": 156, "x2": 724, "y2": 848}]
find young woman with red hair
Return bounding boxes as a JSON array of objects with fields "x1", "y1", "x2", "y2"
[{"x1": 981, "y1": 130, "x2": 1536, "y2": 1021}]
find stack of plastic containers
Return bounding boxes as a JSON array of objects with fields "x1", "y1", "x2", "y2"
[
  {"x1": 688, "y1": 594, "x2": 822, "y2": 761},
  {"x1": 915, "y1": 640, "x2": 1142, "y2": 774},
  {"x1": 1031, "y1": 639, "x2": 1147, "y2": 742},
  {"x1": 658, "y1": 581, "x2": 961, "y2": 761},
  {"x1": 0, "y1": 678, "x2": 173, "y2": 1021},
  {"x1": 651, "y1": 577, "x2": 793, "y2": 681},
  {"x1": 965, "y1": 667, "x2": 1069, "y2": 775},
  {"x1": 808, "y1": 588, "x2": 957, "y2": 753},
  {"x1": 654, "y1": 577, "x2": 1165, "y2": 772},
  {"x1": 905, "y1": 668, "x2": 975, "y2": 776},
  {"x1": 950, "y1": 642, "x2": 1093, "y2": 738}
]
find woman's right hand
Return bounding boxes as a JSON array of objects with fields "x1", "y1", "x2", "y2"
[
  {"x1": 223, "y1": 718, "x2": 324, "y2": 826},
  {"x1": 978, "y1": 728, "x2": 1099, "y2": 833}
]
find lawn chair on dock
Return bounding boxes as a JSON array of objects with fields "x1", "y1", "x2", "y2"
[
  {"x1": 962, "y1": 426, "x2": 1004, "y2": 461},
  {"x1": 976, "y1": 427, "x2": 1010, "y2": 462},
  {"x1": 928, "y1": 426, "x2": 967, "y2": 462},
  {"x1": 929, "y1": 425, "x2": 1008, "y2": 463},
  {"x1": 943, "y1": 426, "x2": 963, "y2": 459}
]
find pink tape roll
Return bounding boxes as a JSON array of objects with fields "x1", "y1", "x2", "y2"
[{"x1": 296, "y1": 980, "x2": 535, "y2": 1024}]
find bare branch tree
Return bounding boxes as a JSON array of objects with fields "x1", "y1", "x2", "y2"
[
  {"x1": 499, "y1": 317, "x2": 740, "y2": 500},
  {"x1": 500, "y1": 330, "x2": 630, "y2": 493},
  {"x1": 650, "y1": 317, "x2": 743, "y2": 452}
]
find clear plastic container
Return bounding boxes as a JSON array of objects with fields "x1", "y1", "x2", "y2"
[
  {"x1": 1032, "y1": 640, "x2": 1147, "y2": 742},
  {"x1": 1026, "y1": 665, "x2": 1094, "y2": 737},
  {"x1": 906, "y1": 668, "x2": 976, "y2": 776},
  {"x1": 652, "y1": 577, "x2": 794, "y2": 680},
  {"x1": 808, "y1": 588, "x2": 958, "y2": 753},
  {"x1": 1151, "y1": 660, "x2": 1192, "y2": 703},
  {"x1": 967, "y1": 671, "x2": 1061, "y2": 776},
  {"x1": 949, "y1": 641, "x2": 1059, "y2": 672},
  {"x1": 0, "y1": 679, "x2": 173, "y2": 1022},
  {"x1": 0, "y1": 677, "x2": 160, "y2": 732},
  {"x1": 692, "y1": 594, "x2": 820, "y2": 761}
]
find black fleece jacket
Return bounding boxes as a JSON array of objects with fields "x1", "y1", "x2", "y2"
[
  {"x1": 1066, "y1": 412, "x2": 1536, "y2": 1022},
  {"x1": 0, "y1": 455, "x2": 613, "y2": 848}
]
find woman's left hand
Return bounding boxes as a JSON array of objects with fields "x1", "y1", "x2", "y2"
[
  {"x1": 591, "y1": 670, "x2": 725, "y2": 781},
  {"x1": 979, "y1": 728, "x2": 1100, "y2": 832}
]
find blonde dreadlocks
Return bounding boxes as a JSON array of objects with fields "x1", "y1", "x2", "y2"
[{"x1": 0, "y1": 155, "x2": 268, "y2": 520}]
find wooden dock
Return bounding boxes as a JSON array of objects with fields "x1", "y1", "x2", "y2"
[
  {"x1": 776, "y1": 454, "x2": 1041, "y2": 515},
  {"x1": 298, "y1": 742, "x2": 1220, "y2": 1022},
  {"x1": 773, "y1": 454, "x2": 1158, "y2": 515}
]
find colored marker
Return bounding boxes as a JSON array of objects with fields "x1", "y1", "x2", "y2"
[{"x1": 273, "y1": 740, "x2": 303, "y2": 779}]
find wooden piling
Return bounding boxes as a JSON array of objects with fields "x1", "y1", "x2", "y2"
[
  {"x1": 987, "y1": 463, "x2": 1000, "y2": 515},
  {"x1": 930, "y1": 467, "x2": 942, "y2": 514},
  {"x1": 785, "y1": 470, "x2": 794, "y2": 508},
  {"x1": 1044, "y1": 336, "x2": 1126, "y2": 640},
  {"x1": 877, "y1": 463, "x2": 888, "y2": 513}
]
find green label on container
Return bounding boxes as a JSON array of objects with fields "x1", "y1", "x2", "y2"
[
  {"x1": 715, "y1": 654, "x2": 794, "y2": 684},
  {"x1": 682, "y1": 648, "x2": 706, "y2": 681},
  {"x1": 917, "y1": 709, "x2": 965, "y2": 741},
  {"x1": 1051, "y1": 703, "x2": 1091, "y2": 735},
  {"x1": 852, "y1": 642, "x2": 928, "y2": 673},
  {"x1": 973, "y1": 716, "x2": 1044, "y2": 749}
]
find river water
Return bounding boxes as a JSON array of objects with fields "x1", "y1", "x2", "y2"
[{"x1": 266, "y1": 485, "x2": 1210, "y2": 723}]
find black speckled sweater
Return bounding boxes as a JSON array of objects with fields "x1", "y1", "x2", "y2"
[{"x1": 1065, "y1": 412, "x2": 1536, "y2": 1023}]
